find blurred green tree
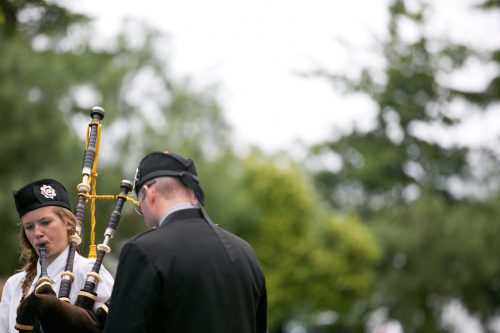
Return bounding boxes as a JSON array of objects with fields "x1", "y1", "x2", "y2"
[
  {"x1": 238, "y1": 152, "x2": 380, "y2": 332},
  {"x1": 309, "y1": 0, "x2": 500, "y2": 213},
  {"x1": 0, "y1": 0, "x2": 88, "y2": 275},
  {"x1": 371, "y1": 192, "x2": 500, "y2": 333},
  {"x1": 0, "y1": 0, "x2": 88, "y2": 38},
  {"x1": 307, "y1": 0, "x2": 500, "y2": 331}
]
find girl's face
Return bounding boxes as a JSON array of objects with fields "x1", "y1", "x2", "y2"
[{"x1": 21, "y1": 206, "x2": 69, "y2": 264}]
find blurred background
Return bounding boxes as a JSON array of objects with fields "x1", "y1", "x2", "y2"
[{"x1": 0, "y1": 0, "x2": 499, "y2": 332}]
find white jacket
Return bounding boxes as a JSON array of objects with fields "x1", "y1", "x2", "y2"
[{"x1": 0, "y1": 247, "x2": 114, "y2": 333}]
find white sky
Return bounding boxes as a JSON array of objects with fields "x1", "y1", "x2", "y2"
[{"x1": 66, "y1": 0, "x2": 500, "y2": 153}]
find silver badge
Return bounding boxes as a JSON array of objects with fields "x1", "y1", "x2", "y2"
[
  {"x1": 40, "y1": 185, "x2": 57, "y2": 199},
  {"x1": 133, "y1": 167, "x2": 140, "y2": 191}
]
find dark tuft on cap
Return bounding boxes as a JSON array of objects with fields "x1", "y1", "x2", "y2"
[
  {"x1": 134, "y1": 152, "x2": 204, "y2": 206},
  {"x1": 13, "y1": 178, "x2": 72, "y2": 218}
]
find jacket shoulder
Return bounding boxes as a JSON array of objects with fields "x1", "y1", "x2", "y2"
[{"x1": 127, "y1": 227, "x2": 158, "y2": 244}]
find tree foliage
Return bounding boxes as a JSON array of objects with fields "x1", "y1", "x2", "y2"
[
  {"x1": 309, "y1": 0, "x2": 500, "y2": 331},
  {"x1": 310, "y1": 0, "x2": 499, "y2": 213},
  {"x1": 0, "y1": 0, "x2": 88, "y2": 38},
  {"x1": 371, "y1": 192, "x2": 500, "y2": 332},
  {"x1": 239, "y1": 153, "x2": 380, "y2": 332}
]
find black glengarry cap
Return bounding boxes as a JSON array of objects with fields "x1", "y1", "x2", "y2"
[
  {"x1": 13, "y1": 178, "x2": 72, "y2": 218},
  {"x1": 134, "y1": 152, "x2": 205, "y2": 206}
]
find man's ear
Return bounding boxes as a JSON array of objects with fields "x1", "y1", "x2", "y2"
[{"x1": 146, "y1": 185, "x2": 156, "y2": 204}]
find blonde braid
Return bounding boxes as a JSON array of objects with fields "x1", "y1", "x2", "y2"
[{"x1": 19, "y1": 230, "x2": 38, "y2": 298}]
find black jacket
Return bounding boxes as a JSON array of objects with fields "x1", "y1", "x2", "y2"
[{"x1": 104, "y1": 208, "x2": 267, "y2": 333}]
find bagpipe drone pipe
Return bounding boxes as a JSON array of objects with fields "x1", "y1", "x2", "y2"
[{"x1": 15, "y1": 107, "x2": 137, "y2": 333}]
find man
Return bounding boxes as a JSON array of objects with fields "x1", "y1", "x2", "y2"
[{"x1": 104, "y1": 151, "x2": 267, "y2": 333}]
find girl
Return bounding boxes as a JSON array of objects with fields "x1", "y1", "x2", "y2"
[{"x1": 0, "y1": 178, "x2": 114, "y2": 333}]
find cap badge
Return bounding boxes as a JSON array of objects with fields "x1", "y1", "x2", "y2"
[
  {"x1": 133, "y1": 168, "x2": 140, "y2": 190},
  {"x1": 40, "y1": 185, "x2": 57, "y2": 199}
]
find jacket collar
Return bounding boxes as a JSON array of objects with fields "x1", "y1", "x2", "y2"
[{"x1": 161, "y1": 207, "x2": 203, "y2": 226}]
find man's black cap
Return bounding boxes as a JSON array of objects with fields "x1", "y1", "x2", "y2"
[
  {"x1": 134, "y1": 152, "x2": 205, "y2": 206},
  {"x1": 13, "y1": 178, "x2": 72, "y2": 218}
]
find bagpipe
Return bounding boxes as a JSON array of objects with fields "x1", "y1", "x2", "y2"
[{"x1": 15, "y1": 107, "x2": 138, "y2": 333}]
